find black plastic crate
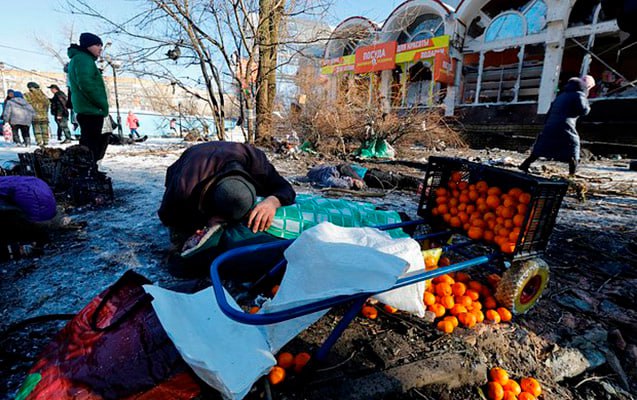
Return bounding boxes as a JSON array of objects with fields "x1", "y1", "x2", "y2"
[
  {"x1": 18, "y1": 153, "x2": 38, "y2": 176},
  {"x1": 35, "y1": 154, "x2": 62, "y2": 187},
  {"x1": 71, "y1": 176, "x2": 114, "y2": 206},
  {"x1": 418, "y1": 156, "x2": 568, "y2": 260}
]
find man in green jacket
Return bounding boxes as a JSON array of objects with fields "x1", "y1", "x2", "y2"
[
  {"x1": 24, "y1": 82, "x2": 50, "y2": 146},
  {"x1": 67, "y1": 32, "x2": 109, "y2": 170}
]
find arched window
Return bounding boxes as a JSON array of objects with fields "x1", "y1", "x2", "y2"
[
  {"x1": 343, "y1": 39, "x2": 359, "y2": 56},
  {"x1": 397, "y1": 14, "x2": 444, "y2": 44},
  {"x1": 484, "y1": 12, "x2": 526, "y2": 42},
  {"x1": 523, "y1": 0, "x2": 547, "y2": 34}
]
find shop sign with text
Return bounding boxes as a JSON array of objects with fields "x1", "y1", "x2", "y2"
[
  {"x1": 433, "y1": 52, "x2": 455, "y2": 84},
  {"x1": 320, "y1": 54, "x2": 355, "y2": 75},
  {"x1": 354, "y1": 41, "x2": 397, "y2": 74},
  {"x1": 395, "y1": 35, "x2": 450, "y2": 64}
]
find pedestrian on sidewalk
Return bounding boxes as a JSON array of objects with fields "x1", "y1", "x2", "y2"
[
  {"x1": 519, "y1": 75, "x2": 595, "y2": 176},
  {"x1": 67, "y1": 32, "x2": 109, "y2": 170},
  {"x1": 48, "y1": 84, "x2": 73, "y2": 143},
  {"x1": 24, "y1": 82, "x2": 50, "y2": 147},
  {"x1": 127, "y1": 111, "x2": 141, "y2": 139},
  {"x1": 3, "y1": 91, "x2": 35, "y2": 147}
]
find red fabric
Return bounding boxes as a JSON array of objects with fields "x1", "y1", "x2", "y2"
[{"x1": 20, "y1": 271, "x2": 201, "y2": 400}]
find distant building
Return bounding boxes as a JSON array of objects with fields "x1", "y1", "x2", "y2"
[{"x1": 0, "y1": 65, "x2": 234, "y2": 118}]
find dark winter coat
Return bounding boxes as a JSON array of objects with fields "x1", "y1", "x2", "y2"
[
  {"x1": 158, "y1": 141, "x2": 296, "y2": 232},
  {"x1": 67, "y1": 45, "x2": 109, "y2": 117},
  {"x1": 0, "y1": 176, "x2": 57, "y2": 222},
  {"x1": 531, "y1": 79, "x2": 590, "y2": 162},
  {"x1": 2, "y1": 97, "x2": 35, "y2": 126},
  {"x1": 50, "y1": 91, "x2": 70, "y2": 118}
]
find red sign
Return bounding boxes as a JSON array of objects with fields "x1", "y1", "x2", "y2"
[
  {"x1": 354, "y1": 41, "x2": 397, "y2": 74},
  {"x1": 433, "y1": 53, "x2": 455, "y2": 84}
]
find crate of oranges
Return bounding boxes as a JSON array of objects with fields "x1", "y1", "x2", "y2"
[{"x1": 418, "y1": 156, "x2": 568, "y2": 260}]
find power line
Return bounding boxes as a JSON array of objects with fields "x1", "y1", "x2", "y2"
[
  {"x1": 0, "y1": 43, "x2": 51, "y2": 57},
  {"x1": 0, "y1": 62, "x2": 66, "y2": 84}
]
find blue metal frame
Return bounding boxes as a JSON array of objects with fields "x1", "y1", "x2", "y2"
[{"x1": 209, "y1": 221, "x2": 498, "y2": 361}]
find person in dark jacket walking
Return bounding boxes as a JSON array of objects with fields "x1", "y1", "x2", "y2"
[
  {"x1": 48, "y1": 84, "x2": 73, "y2": 143},
  {"x1": 3, "y1": 91, "x2": 35, "y2": 146},
  {"x1": 66, "y1": 32, "x2": 109, "y2": 169},
  {"x1": 519, "y1": 75, "x2": 595, "y2": 176},
  {"x1": 158, "y1": 142, "x2": 296, "y2": 275}
]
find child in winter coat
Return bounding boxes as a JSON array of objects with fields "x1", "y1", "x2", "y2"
[{"x1": 3, "y1": 91, "x2": 35, "y2": 146}]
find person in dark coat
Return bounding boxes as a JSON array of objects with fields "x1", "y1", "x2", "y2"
[
  {"x1": 48, "y1": 84, "x2": 73, "y2": 143},
  {"x1": 519, "y1": 75, "x2": 595, "y2": 175},
  {"x1": 158, "y1": 141, "x2": 296, "y2": 276}
]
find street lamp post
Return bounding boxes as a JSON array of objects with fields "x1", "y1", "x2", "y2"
[
  {"x1": 106, "y1": 58, "x2": 124, "y2": 142},
  {"x1": 178, "y1": 102, "x2": 183, "y2": 138}
]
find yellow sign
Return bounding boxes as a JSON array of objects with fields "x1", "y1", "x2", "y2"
[
  {"x1": 320, "y1": 54, "x2": 355, "y2": 75},
  {"x1": 395, "y1": 35, "x2": 449, "y2": 64}
]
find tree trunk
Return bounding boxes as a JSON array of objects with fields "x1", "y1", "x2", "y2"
[{"x1": 256, "y1": 0, "x2": 283, "y2": 144}]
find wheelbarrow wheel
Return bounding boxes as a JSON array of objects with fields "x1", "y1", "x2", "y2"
[{"x1": 495, "y1": 258, "x2": 550, "y2": 315}]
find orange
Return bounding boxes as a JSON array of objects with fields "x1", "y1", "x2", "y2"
[
  {"x1": 436, "y1": 320, "x2": 454, "y2": 333},
  {"x1": 443, "y1": 315, "x2": 459, "y2": 328},
  {"x1": 520, "y1": 377, "x2": 542, "y2": 397},
  {"x1": 435, "y1": 187, "x2": 448, "y2": 196},
  {"x1": 440, "y1": 295, "x2": 455, "y2": 309},
  {"x1": 424, "y1": 291, "x2": 436, "y2": 306},
  {"x1": 451, "y1": 282, "x2": 467, "y2": 296},
  {"x1": 489, "y1": 367, "x2": 510, "y2": 386},
  {"x1": 500, "y1": 242, "x2": 516, "y2": 254},
  {"x1": 518, "y1": 393, "x2": 537, "y2": 400},
  {"x1": 487, "y1": 187, "x2": 502, "y2": 196},
  {"x1": 517, "y1": 203, "x2": 528, "y2": 215},
  {"x1": 502, "y1": 391, "x2": 517, "y2": 400},
  {"x1": 486, "y1": 309, "x2": 501, "y2": 323},
  {"x1": 384, "y1": 304, "x2": 398, "y2": 314},
  {"x1": 467, "y1": 226, "x2": 483, "y2": 240},
  {"x1": 457, "y1": 181, "x2": 468, "y2": 190},
  {"x1": 497, "y1": 307, "x2": 513, "y2": 322},
  {"x1": 487, "y1": 273, "x2": 501, "y2": 288},
  {"x1": 429, "y1": 303, "x2": 446, "y2": 318},
  {"x1": 471, "y1": 309, "x2": 485, "y2": 323},
  {"x1": 502, "y1": 195, "x2": 517, "y2": 208},
  {"x1": 433, "y1": 274, "x2": 455, "y2": 285},
  {"x1": 293, "y1": 352, "x2": 311, "y2": 373},
  {"x1": 449, "y1": 304, "x2": 468, "y2": 316},
  {"x1": 476, "y1": 180, "x2": 489, "y2": 193},
  {"x1": 471, "y1": 301, "x2": 483, "y2": 310},
  {"x1": 456, "y1": 295, "x2": 473, "y2": 308},
  {"x1": 468, "y1": 281, "x2": 483, "y2": 292},
  {"x1": 361, "y1": 305, "x2": 378, "y2": 319},
  {"x1": 486, "y1": 195, "x2": 500, "y2": 209},
  {"x1": 277, "y1": 352, "x2": 294, "y2": 369},
  {"x1": 435, "y1": 282, "x2": 453, "y2": 297},
  {"x1": 450, "y1": 171, "x2": 463, "y2": 183},
  {"x1": 466, "y1": 289, "x2": 480, "y2": 301},
  {"x1": 503, "y1": 380, "x2": 522, "y2": 395},
  {"x1": 483, "y1": 296, "x2": 497, "y2": 310},
  {"x1": 518, "y1": 192, "x2": 532, "y2": 205},
  {"x1": 268, "y1": 366, "x2": 286, "y2": 385},
  {"x1": 436, "y1": 196, "x2": 448, "y2": 205},
  {"x1": 483, "y1": 230, "x2": 495, "y2": 242},
  {"x1": 513, "y1": 214, "x2": 525, "y2": 227},
  {"x1": 460, "y1": 311, "x2": 477, "y2": 328},
  {"x1": 439, "y1": 257, "x2": 451, "y2": 267},
  {"x1": 271, "y1": 285, "x2": 280, "y2": 296},
  {"x1": 487, "y1": 381, "x2": 505, "y2": 400},
  {"x1": 508, "y1": 187, "x2": 523, "y2": 197},
  {"x1": 455, "y1": 272, "x2": 471, "y2": 282},
  {"x1": 249, "y1": 306, "x2": 260, "y2": 314},
  {"x1": 501, "y1": 206, "x2": 515, "y2": 219}
]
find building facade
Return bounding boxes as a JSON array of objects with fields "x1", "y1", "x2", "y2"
[{"x1": 321, "y1": 0, "x2": 637, "y2": 154}]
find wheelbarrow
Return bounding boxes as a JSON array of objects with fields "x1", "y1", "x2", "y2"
[{"x1": 209, "y1": 156, "x2": 568, "y2": 362}]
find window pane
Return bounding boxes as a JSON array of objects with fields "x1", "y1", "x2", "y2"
[
  {"x1": 524, "y1": 0, "x2": 547, "y2": 33},
  {"x1": 485, "y1": 13, "x2": 525, "y2": 42}
]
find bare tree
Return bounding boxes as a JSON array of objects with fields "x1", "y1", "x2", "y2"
[{"x1": 67, "y1": 0, "x2": 333, "y2": 143}]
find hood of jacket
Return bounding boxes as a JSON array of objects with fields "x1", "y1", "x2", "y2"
[
  {"x1": 67, "y1": 44, "x2": 97, "y2": 61},
  {"x1": 9, "y1": 97, "x2": 30, "y2": 107}
]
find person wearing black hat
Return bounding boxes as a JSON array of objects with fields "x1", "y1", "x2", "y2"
[
  {"x1": 66, "y1": 32, "x2": 109, "y2": 169},
  {"x1": 48, "y1": 84, "x2": 73, "y2": 143},
  {"x1": 158, "y1": 141, "x2": 296, "y2": 273}
]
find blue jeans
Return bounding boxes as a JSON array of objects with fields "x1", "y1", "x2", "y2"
[{"x1": 129, "y1": 128, "x2": 140, "y2": 138}]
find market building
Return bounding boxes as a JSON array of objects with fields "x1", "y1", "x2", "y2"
[{"x1": 320, "y1": 0, "x2": 637, "y2": 155}]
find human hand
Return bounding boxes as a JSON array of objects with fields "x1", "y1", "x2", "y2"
[{"x1": 247, "y1": 196, "x2": 281, "y2": 233}]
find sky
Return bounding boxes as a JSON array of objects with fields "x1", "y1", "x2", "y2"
[{"x1": 0, "y1": 0, "x2": 412, "y2": 74}]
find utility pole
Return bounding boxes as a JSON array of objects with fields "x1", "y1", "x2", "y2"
[
  {"x1": 178, "y1": 102, "x2": 183, "y2": 138},
  {"x1": 0, "y1": 62, "x2": 7, "y2": 98}
]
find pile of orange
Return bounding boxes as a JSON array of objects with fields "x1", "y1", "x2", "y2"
[
  {"x1": 486, "y1": 367, "x2": 542, "y2": 400},
  {"x1": 425, "y1": 271, "x2": 512, "y2": 334},
  {"x1": 430, "y1": 171, "x2": 533, "y2": 254},
  {"x1": 268, "y1": 351, "x2": 312, "y2": 384}
]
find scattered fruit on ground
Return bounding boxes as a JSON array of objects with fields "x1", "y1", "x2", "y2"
[
  {"x1": 361, "y1": 305, "x2": 378, "y2": 319},
  {"x1": 276, "y1": 352, "x2": 294, "y2": 369},
  {"x1": 268, "y1": 366, "x2": 286, "y2": 385},
  {"x1": 293, "y1": 352, "x2": 311, "y2": 373}
]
